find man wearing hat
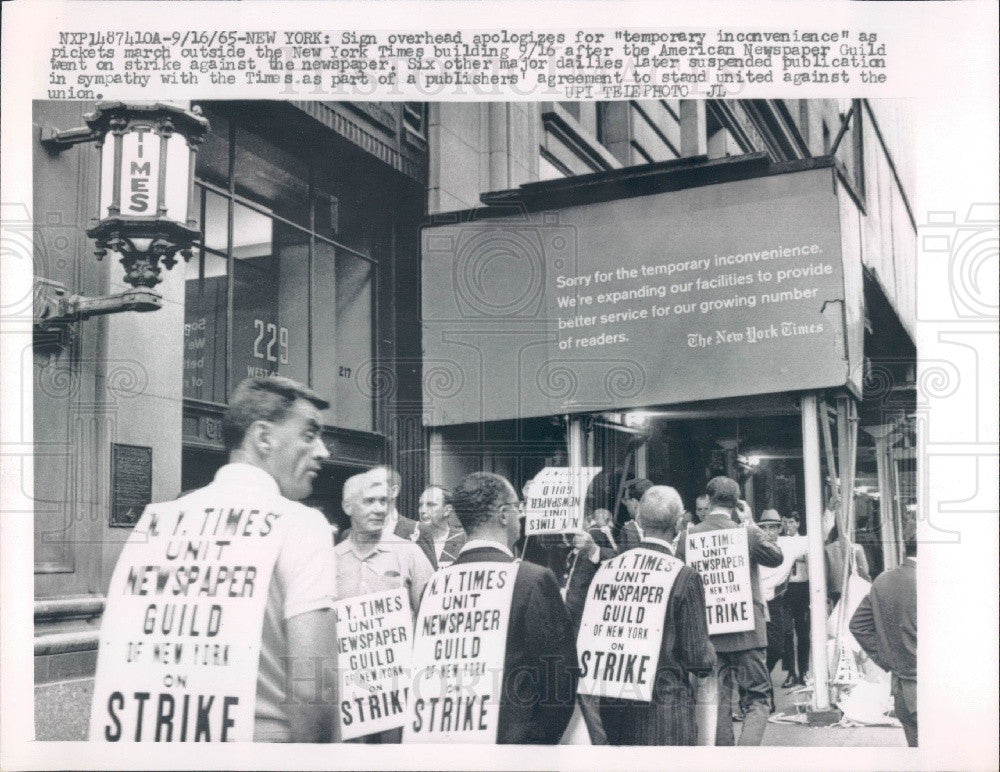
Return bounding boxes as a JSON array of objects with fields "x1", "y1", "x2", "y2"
[{"x1": 757, "y1": 509, "x2": 797, "y2": 682}]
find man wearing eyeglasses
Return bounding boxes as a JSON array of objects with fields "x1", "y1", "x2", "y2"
[{"x1": 449, "y1": 471, "x2": 579, "y2": 744}]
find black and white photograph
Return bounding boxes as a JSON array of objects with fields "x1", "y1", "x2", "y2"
[
  {"x1": 20, "y1": 94, "x2": 927, "y2": 746},
  {"x1": 1, "y1": 2, "x2": 998, "y2": 770}
]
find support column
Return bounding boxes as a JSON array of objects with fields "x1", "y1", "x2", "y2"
[
  {"x1": 679, "y1": 100, "x2": 708, "y2": 157},
  {"x1": 428, "y1": 429, "x2": 444, "y2": 483},
  {"x1": 801, "y1": 393, "x2": 831, "y2": 710},
  {"x1": 566, "y1": 414, "x2": 585, "y2": 468},
  {"x1": 866, "y1": 424, "x2": 900, "y2": 571},
  {"x1": 635, "y1": 440, "x2": 648, "y2": 479}
]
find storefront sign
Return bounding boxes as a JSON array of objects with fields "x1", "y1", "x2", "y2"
[
  {"x1": 109, "y1": 443, "x2": 152, "y2": 528},
  {"x1": 334, "y1": 588, "x2": 413, "y2": 740},
  {"x1": 100, "y1": 127, "x2": 189, "y2": 221},
  {"x1": 89, "y1": 502, "x2": 287, "y2": 741},
  {"x1": 404, "y1": 563, "x2": 516, "y2": 743},
  {"x1": 524, "y1": 466, "x2": 601, "y2": 535},
  {"x1": 577, "y1": 548, "x2": 681, "y2": 702},
  {"x1": 685, "y1": 528, "x2": 755, "y2": 635},
  {"x1": 422, "y1": 166, "x2": 849, "y2": 425}
]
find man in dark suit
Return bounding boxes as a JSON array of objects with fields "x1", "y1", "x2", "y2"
[
  {"x1": 618, "y1": 478, "x2": 653, "y2": 552},
  {"x1": 449, "y1": 471, "x2": 578, "y2": 744},
  {"x1": 850, "y1": 520, "x2": 917, "y2": 746},
  {"x1": 567, "y1": 485, "x2": 716, "y2": 745},
  {"x1": 676, "y1": 476, "x2": 783, "y2": 746},
  {"x1": 415, "y1": 484, "x2": 466, "y2": 569}
]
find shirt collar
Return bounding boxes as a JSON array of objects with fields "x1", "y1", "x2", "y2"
[
  {"x1": 460, "y1": 538, "x2": 513, "y2": 558},
  {"x1": 342, "y1": 535, "x2": 389, "y2": 559},
  {"x1": 641, "y1": 536, "x2": 675, "y2": 554},
  {"x1": 707, "y1": 508, "x2": 736, "y2": 524},
  {"x1": 213, "y1": 463, "x2": 280, "y2": 497}
]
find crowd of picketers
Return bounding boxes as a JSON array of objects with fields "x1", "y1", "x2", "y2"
[{"x1": 99, "y1": 375, "x2": 916, "y2": 746}]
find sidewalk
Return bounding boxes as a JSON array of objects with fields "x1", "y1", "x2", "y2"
[{"x1": 749, "y1": 670, "x2": 908, "y2": 747}]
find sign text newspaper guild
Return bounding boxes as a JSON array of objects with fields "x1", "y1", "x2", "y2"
[
  {"x1": 525, "y1": 467, "x2": 602, "y2": 535},
  {"x1": 685, "y1": 528, "x2": 754, "y2": 635},
  {"x1": 89, "y1": 503, "x2": 288, "y2": 741},
  {"x1": 404, "y1": 563, "x2": 516, "y2": 743},
  {"x1": 334, "y1": 588, "x2": 413, "y2": 740},
  {"x1": 577, "y1": 548, "x2": 681, "y2": 702}
]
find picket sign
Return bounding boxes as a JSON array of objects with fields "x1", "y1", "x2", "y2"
[
  {"x1": 684, "y1": 528, "x2": 754, "y2": 635},
  {"x1": 404, "y1": 563, "x2": 517, "y2": 743},
  {"x1": 524, "y1": 466, "x2": 602, "y2": 535},
  {"x1": 576, "y1": 548, "x2": 681, "y2": 702},
  {"x1": 333, "y1": 588, "x2": 413, "y2": 740},
  {"x1": 90, "y1": 501, "x2": 288, "y2": 742}
]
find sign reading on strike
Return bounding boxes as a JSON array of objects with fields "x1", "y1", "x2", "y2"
[
  {"x1": 404, "y1": 563, "x2": 516, "y2": 743},
  {"x1": 524, "y1": 466, "x2": 601, "y2": 535},
  {"x1": 685, "y1": 528, "x2": 755, "y2": 635},
  {"x1": 577, "y1": 548, "x2": 681, "y2": 702},
  {"x1": 334, "y1": 588, "x2": 413, "y2": 740},
  {"x1": 89, "y1": 501, "x2": 287, "y2": 742}
]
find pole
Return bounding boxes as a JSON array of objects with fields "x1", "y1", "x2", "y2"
[
  {"x1": 566, "y1": 414, "x2": 585, "y2": 468},
  {"x1": 800, "y1": 393, "x2": 831, "y2": 710}
]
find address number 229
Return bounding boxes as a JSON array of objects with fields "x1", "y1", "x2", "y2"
[{"x1": 252, "y1": 319, "x2": 289, "y2": 364}]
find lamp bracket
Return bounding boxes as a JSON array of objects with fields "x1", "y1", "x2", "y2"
[
  {"x1": 34, "y1": 277, "x2": 162, "y2": 350},
  {"x1": 39, "y1": 126, "x2": 97, "y2": 151}
]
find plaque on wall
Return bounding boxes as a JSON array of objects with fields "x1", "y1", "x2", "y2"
[{"x1": 110, "y1": 443, "x2": 153, "y2": 527}]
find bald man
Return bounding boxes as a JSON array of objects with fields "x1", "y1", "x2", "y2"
[{"x1": 567, "y1": 486, "x2": 716, "y2": 745}]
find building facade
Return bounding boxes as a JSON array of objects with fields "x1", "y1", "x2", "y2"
[
  {"x1": 426, "y1": 98, "x2": 915, "y2": 529},
  {"x1": 31, "y1": 99, "x2": 430, "y2": 738}
]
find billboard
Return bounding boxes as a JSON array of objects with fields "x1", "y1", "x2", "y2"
[{"x1": 421, "y1": 165, "x2": 850, "y2": 426}]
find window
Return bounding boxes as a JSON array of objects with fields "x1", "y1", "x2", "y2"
[
  {"x1": 184, "y1": 106, "x2": 378, "y2": 432},
  {"x1": 403, "y1": 102, "x2": 428, "y2": 150}
]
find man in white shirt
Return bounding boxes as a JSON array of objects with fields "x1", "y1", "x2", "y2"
[
  {"x1": 334, "y1": 470, "x2": 433, "y2": 743},
  {"x1": 214, "y1": 377, "x2": 341, "y2": 742},
  {"x1": 136, "y1": 376, "x2": 338, "y2": 743},
  {"x1": 757, "y1": 509, "x2": 802, "y2": 688},
  {"x1": 341, "y1": 465, "x2": 436, "y2": 567},
  {"x1": 781, "y1": 511, "x2": 810, "y2": 687},
  {"x1": 416, "y1": 484, "x2": 466, "y2": 569}
]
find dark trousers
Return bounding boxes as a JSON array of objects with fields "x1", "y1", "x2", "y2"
[
  {"x1": 765, "y1": 597, "x2": 791, "y2": 674},
  {"x1": 893, "y1": 678, "x2": 917, "y2": 747},
  {"x1": 715, "y1": 648, "x2": 771, "y2": 746},
  {"x1": 784, "y1": 582, "x2": 810, "y2": 678}
]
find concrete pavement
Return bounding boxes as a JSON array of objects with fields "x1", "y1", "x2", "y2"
[{"x1": 741, "y1": 668, "x2": 908, "y2": 747}]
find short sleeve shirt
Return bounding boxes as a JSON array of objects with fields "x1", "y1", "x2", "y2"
[
  {"x1": 335, "y1": 533, "x2": 434, "y2": 618},
  {"x1": 194, "y1": 466, "x2": 338, "y2": 743},
  {"x1": 760, "y1": 534, "x2": 809, "y2": 600}
]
